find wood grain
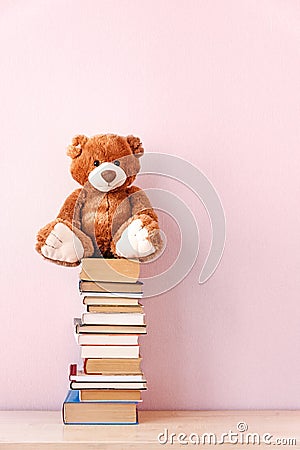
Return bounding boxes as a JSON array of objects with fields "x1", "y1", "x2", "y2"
[{"x1": 0, "y1": 410, "x2": 299, "y2": 449}]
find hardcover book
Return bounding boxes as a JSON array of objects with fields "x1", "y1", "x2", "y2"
[
  {"x1": 79, "y1": 280, "x2": 143, "y2": 294},
  {"x1": 82, "y1": 312, "x2": 145, "y2": 326},
  {"x1": 63, "y1": 390, "x2": 138, "y2": 425},
  {"x1": 74, "y1": 319, "x2": 147, "y2": 335},
  {"x1": 84, "y1": 358, "x2": 142, "y2": 374},
  {"x1": 83, "y1": 296, "x2": 140, "y2": 306},
  {"x1": 80, "y1": 258, "x2": 140, "y2": 283},
  {"x1": 79, "y1": 389, "x2": 142, "y2": 402}
]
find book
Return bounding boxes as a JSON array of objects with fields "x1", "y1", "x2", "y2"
[
  {"x1": 65, "y1": 256, "x2": 147, "y2": 426},
  {"x1": 79, "y1": 280, "x2": 143, "y2": 294},
  {"x1": 81, "y1": 291, "x2": 142, "y2": 299},
  {"x1": 74, "y1": 319, "x2": 147, "y2": 335},
  {"x1": 81, "y1": 345, "x2": 140, "y2": 359},
  {"x1": 79, "y1": 389, "x2": 142, "y2": 402},
  {"x1": 87, "y1": 305, "x2": 143, "y2": 313},
  {"x1": 84, "y1": 358, "x2": 142, "y2": 374},
  {"x1": 63, "y1": 390, "x2": 138, "y2": 424},
  {"x1": 83, "y1": 297, "x2": 140, "y2": 306},
  {"x1": 70, "y1": 381, "x2": 146, "y2": 390},
  {"x1": 82, "y1": 313, "x2": 145, "y2": 326},
  {"x1": 80, "y1": 258, "x2": 140, "y2": 283},
  {"x1": 69, "y1": 368, "x2": 145, "y2": 383},
  {"x1": 77, "y1": 334, "x2": 139, "y2": 346}
]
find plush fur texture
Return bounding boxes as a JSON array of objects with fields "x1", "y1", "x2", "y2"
[{"x1": 36, "y1": 134, "x2": 162, "y2": 266}]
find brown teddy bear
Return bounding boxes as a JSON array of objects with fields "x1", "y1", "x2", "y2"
[{"x1": 36, "y1": 134, "x2": 162, "y2": 266}]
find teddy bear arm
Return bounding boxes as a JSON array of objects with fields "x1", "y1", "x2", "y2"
[
  {"x1": 111, "y1": 187, "x2": 158, "y2": 242},
  {"x1": 56, "y1": 189, "x2": 82, "y2": 227},
  {"x1": 128, "y1": 186, "x2": 159, "y2": 224},
  {"x1": 111, "y1": 187, "x2": 162, "y2": 260},
  {"x1": 35, "y1": 189, "x2": 94, "y2": 266}
]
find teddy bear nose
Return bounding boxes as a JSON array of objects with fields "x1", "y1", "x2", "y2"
[{"x1": 101, "y1": 170, "x2": 117, "y2": 183}]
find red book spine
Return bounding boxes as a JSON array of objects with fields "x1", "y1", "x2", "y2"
[
  {"x1": 69, "y1": 364, "x2": 77, "y2": 378},
  {"x1": 83, "y1": 359, "x2": 88, "y2": 374}
]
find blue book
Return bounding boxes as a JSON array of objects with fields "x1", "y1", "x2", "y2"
[{"x1": 62, "y1": 390, "x2": 138, "y2": 425}]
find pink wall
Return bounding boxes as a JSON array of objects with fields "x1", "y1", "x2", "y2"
[{"x1": 1, "y1": 0, "x2": 300, "y2": 410}]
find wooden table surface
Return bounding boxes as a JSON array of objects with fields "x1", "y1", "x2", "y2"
[{"x1": 0, "y1": 410, "x2": 299, "y2": 449}]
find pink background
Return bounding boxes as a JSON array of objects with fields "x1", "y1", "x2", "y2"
[{"x1": 1, "y1": 0, "x2": 300, "y2": 410}]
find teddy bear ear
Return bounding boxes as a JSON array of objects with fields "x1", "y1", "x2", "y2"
[
  {"x1": 126, "y1": 135, "x2": 144, "y2": 158},
  {"x1": 67, "y1": 135, "x2": 88, "y2": 159}
]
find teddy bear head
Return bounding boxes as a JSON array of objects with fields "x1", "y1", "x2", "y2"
[{"x1": 67, "y1": 134, "x2": 144, "y2": 192}]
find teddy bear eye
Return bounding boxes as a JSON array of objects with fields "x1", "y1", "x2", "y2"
[
  {"x1": 114, "y1": 160, "x2": 120, "y2": 166},
  {"x1": 94, "y1": 160, "x2": 100, "y2": 167}
]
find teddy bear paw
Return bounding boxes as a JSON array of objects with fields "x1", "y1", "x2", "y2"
[
  {"x1": 116, "y1": 219, "x2": 155, "y2": 259},
  {"x1": 41, "y1": 223, "x2": 84, "y2": 263}
]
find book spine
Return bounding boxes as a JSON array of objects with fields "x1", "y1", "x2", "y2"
[{"x1": 69, "y1": 364, "x2": 77, "y2": 378}]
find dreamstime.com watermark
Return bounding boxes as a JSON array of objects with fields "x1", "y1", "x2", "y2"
[{"x1": 157, "y1": 422, "x2": 297, "y2": 446}]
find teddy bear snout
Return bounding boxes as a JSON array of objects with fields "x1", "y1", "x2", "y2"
[{"x1": 101, "y1": 170, "x2": 117, "y2": 183}]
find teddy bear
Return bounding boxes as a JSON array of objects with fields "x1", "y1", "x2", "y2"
[{"x1": 36, "y1": 134, "x2": 162, "y2": 266}]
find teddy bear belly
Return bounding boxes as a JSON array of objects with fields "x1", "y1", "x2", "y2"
[
  {"x1": 79, "y1": 191, "x2": 133, "y2": 258},
  {"x1": 80, "y1": 198, "x2": 113, "y2": 258}
]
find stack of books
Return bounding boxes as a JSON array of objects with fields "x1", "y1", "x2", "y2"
[{"x1": 63, "y1": 258, "x2": 146, "y2": 425}]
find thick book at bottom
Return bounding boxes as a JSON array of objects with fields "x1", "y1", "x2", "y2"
[{"x1": 63, "y1": 390, "x2": 138, "y2": 425}]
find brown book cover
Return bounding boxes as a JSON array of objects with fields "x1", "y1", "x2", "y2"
[
  {"x1": 75, "y1": 319, "x2": 147, "y2": 335},
  {"x1": 79, "y1": 280, "x2": 143, "y2": 294},
  {"x1": 80, "y1": 389, "x2": 142, "y2": 402},
  {"x1": 63, "y1": 390, "x2": 137, "y2": 424},
  {"x1": 84, "y1": 358, "x2": 142, "y2": 374},
  {"x1": 83, "y1": 296, "x2": 140, "y2": 306},
  {"x1": 87, "y1": 305, "x2": 143, "y2": 313},
  {"x1": 81, "y1": 258, "x2": 140, "y2": 283}
]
